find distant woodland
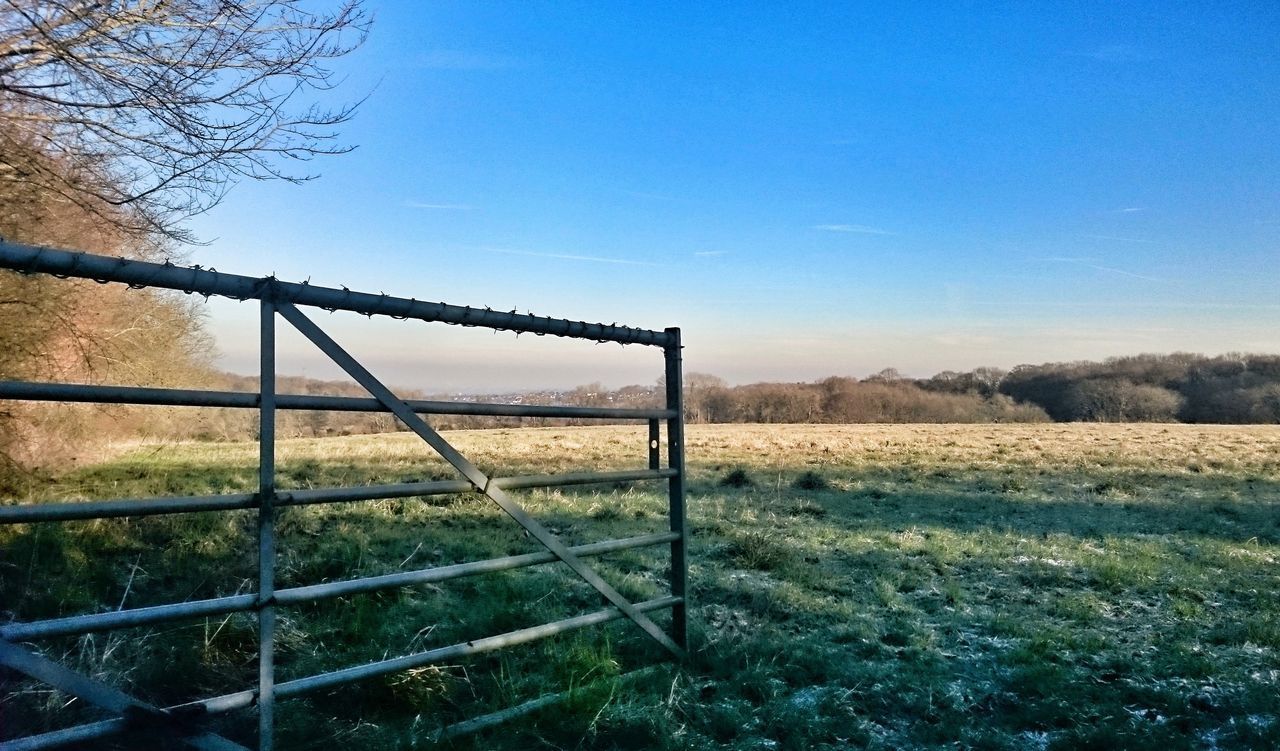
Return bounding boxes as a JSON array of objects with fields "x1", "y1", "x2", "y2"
[
  {"x1": 19, "y1": 352, "x2": 1280, "y2": 465},
  {"x1": 143, "y1": 352, "x2": 1280, "y2": 442},
  {"x1": 6, "y1": 339, "x2": 1280, "y2": 488},
  {"x1": 682, "y1": 353, "x2": 1280, "y2": 425}
]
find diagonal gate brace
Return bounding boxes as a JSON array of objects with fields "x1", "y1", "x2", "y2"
[
  {"x1": 274, "y1": 302, "x2": 684, "y2": 659},
  {"x1": 0, "y1": 638, "x2": 249, "y2": 751}
]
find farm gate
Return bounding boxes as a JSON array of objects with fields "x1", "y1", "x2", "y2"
[{"x1": 0, "y1": 240, "x2": 688, "y2": 750}]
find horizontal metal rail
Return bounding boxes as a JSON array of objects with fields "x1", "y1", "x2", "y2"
[
  {"x1": 0, "y1": 493, "x2": 259, "y2": 523},
  {"x1": 0, "y1": 380, "x2": 676, "y2": 420},
  {"x1": 434, "y1": 666, "x2": 659, "y2": 742},
  {"x1": 0, "y1": 469, "x2": 678, "y2": 524},
  {"x1": 2, "y1": 721, "x2": 123, "y2": 751},
  {"x1": 1, "y1": 714, "x2": 243, "y2": 751},
  {"x1": 493, "y1": 468, "x2": 678, "y2": 490},
  {"x1": 2, "y1": 592, "x2": 255, "y2": 641},
  {"x1": 280, "y1": 479, "x2": 472, "y2": 507},
  {"x1": 281, "y1": 468, "x2": 679, "y2": 507},
  {"x1": 274, "y1": 531, "x2": 678, "y2": 605},
  {"x1": 0, "y1": 242, "x2": 673, "y2": 347},
  {"x1": 0, "y1": 532, "x2": 679, "y2": 641},
  {"x1": 5, "y1": 596, "x2": 682, "y2": 751},
  {"x1": 234, "y1": 595, "x2": 682, "y2": 707}
]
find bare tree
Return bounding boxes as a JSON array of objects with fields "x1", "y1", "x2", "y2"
[
  {"x1": 0, "y1": 0, "x2": 370, "y2": 241},
  {"x1": 683, "y1": 372, "x2": 726, "y2": 423},
  {"x1": 0, "y1": 1, "x2": 369, "y2": 485}
]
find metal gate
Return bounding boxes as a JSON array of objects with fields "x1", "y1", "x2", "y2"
[{"x1": 0, "y1": 241, "x2": 688, "y2": 750}]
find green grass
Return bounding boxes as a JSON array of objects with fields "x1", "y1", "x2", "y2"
[{"x1": 3, "y1": 423, "x2": 1280, "y2": 749}]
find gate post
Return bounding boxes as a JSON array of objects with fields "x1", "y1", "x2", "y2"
[
  {"x1": 258, "y1": 298, "x2": 278, "y2": 750},
  {"x1": 663, "y1": 328, "x2": 688, "y2": 650}
]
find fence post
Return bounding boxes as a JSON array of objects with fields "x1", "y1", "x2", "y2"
[
  {"x1": 663, "y1": 328, "x2": 688, "y2": 650},
  {"x1": 258, "y1": 298, "x2": 277, "y2": 750},
  {"x1": 648, "y1": 419, "x2": 661, "y2": 470}
]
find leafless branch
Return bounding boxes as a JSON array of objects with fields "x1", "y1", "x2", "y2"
[{"x1": 0, "y1": 0, "x2": 370, "y2": 242}]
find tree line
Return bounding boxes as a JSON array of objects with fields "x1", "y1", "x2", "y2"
[
  {"x1": 6, "y1": 348, "x2": 1280, "y2": 489},
  {"x1": 997, "y1": 353, "x2": 1280, "y2": 423},
  {"x1": 164, "y1": 350, "x2": 1280, "y2": 443},
  {"x1": 679, "y1": 372, "x2": 1049, "y2": 424},
  {"x1": 679, "y1": 354, "x2": 1280, "y2": 425}
]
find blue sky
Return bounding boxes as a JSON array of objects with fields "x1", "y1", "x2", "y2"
[{"x1": 189, "y1": 1, "x2": 1280, "y2": 392}]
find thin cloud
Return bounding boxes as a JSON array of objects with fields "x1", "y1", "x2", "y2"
[
  {"x1": 1111, "y1": 207, "x2": 1146, "y2": 213},
  {"x1": 483, "y1": 247, "x2": 660, "y2": 267},
  {"x1": 694, "y1": 250, "x2": 730, "y2": 257},
  {"x1": 1044, "y1": 256, "x2": 1165, "y2": 283},
  {"x1": 404, "y1": 201, "x2": 474, "y2": 210},
  {"x1": 814, "y1": 224, "x2": 895, "y2": 235},
  {"x1": 1082, "y1": 233, "x2": 1153, "y2": 243},
  {"x1": 416, "y1": 50, "x2": 520, "y2": 71}
]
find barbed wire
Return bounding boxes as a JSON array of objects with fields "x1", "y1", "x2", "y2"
[{"x1": 0, "y1": 242, "x2": 676, "y2": 348}]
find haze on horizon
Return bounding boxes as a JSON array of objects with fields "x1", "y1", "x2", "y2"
[{"x1": 189, "y1": 2, "x2": 1280, "y2": 394}]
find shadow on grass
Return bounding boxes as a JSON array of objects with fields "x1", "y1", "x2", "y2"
[
  {"x1": 818, "y1": 485, "x2": 1280, "y2": 544},
  {"x1": 685, "y1": 465, "x2": 1280, "y2": 545}
]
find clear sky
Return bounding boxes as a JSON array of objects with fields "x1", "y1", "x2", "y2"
[{"x1": 187, "y1": 1, "x2": 1280, "y2": 393}]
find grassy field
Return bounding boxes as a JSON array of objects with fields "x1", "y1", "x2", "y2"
[{"x1": 3, "y1": 423, "x2": 1280, "y2": 749}]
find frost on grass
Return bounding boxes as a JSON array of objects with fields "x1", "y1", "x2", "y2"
[{"x1": 3, "y1": 423, "x2": 1280, "y2": 749}]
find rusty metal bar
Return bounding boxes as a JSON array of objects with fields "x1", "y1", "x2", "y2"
[
  {"x1": 0, "y1": 241, "x2": 672, "y2": 347},
  {"x1": 276, "y1": 301, "x2": 684, "y2": 658},
  {"x1": 0, "y1": 532, "x2": 678, "y2": 641},
  {"x1": 0, "y1": 380, "x2": 676, "y2": 420},
  {"x1": 664, "y1": 328, "x2": 689, "y2": 649},
  {"x1": 0, "y1": 469, "x2": 677, "y2": 524}
]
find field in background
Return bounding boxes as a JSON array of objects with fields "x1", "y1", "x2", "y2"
[{"x1": 3, "y1": 423, "x2": 1279, "y2": 749}]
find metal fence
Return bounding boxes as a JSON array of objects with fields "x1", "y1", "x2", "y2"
[{"x1": 0, "y1": 241, "x2": 688, "y2": 750}]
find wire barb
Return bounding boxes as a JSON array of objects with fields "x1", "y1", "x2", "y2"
[{"x1": 0, "y1": 241, "x2": 674, "y2": 348}]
